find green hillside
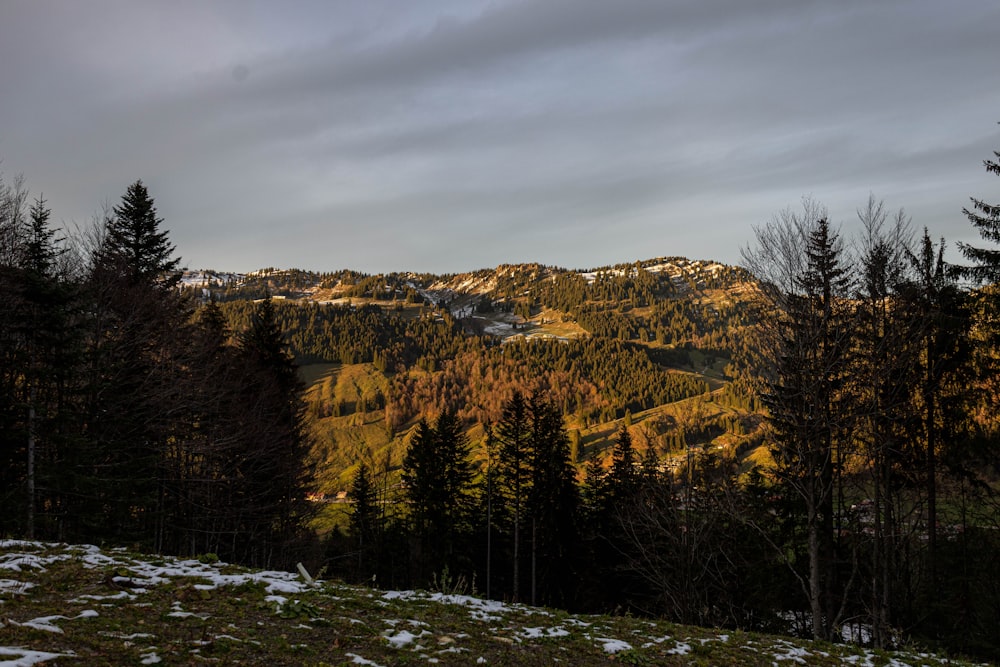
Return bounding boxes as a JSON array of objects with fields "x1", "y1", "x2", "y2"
[{"x1": 200, "y1": 258, "x2": 764, "y2": 496}]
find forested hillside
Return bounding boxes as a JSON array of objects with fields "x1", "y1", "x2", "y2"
[
  {"x1": 3, "y1": 143, "x2": 1000, "y2": 662},
  {"x1": 188, "y1": 255, "x2": 759, "y2": 493}
]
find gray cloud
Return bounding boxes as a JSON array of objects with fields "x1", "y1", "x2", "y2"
[{"x1": 1, "y1": 0, "x2": 998, "y2": 273}]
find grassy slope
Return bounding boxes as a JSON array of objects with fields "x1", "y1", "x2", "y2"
[
  {"x1": 0, "y1": 541, "x2": 979, "y2": 667},
  {"x1": 298, "y1": 267, "x2": 765, "y2": 499},
  {"x1": 302, "y1": 360, "x2": 762, "y2": 501}
]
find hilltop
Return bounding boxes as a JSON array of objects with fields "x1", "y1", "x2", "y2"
[{"x1": 0, "y1": 540, "x2": 981, "y2": 666}]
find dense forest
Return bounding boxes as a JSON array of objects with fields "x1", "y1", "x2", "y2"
[
  {"x1": 0, "y1": 180, "x2": 311, "y2": 568},
  {"x1": 2, "y1": 142, "x2": 1000, "y2": 660}
]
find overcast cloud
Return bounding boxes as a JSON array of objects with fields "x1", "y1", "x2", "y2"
[{"x1": 2, "y1": 0, "x2": 998, "y2": 273}]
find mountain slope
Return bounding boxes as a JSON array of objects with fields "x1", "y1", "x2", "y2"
[{"x1": 187, "y1": 256, "x2": 764, "y2": 496}]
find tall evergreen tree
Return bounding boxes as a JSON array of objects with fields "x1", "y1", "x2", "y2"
[
  {"x1": 232, "y1": 296, "x2": 311, "y2": 568},
  {"x1": 77, "y1": 180, "x2": 189, "y2": 546},
  {"x1": 402, "y1": 411, "x2": 475, "y2": 585},
  {"x1": 743, "y1": 204, "x2": 854, "y2": 641},
  {"x1": 606, "y1": 422, "x2": 638, "y2": 504},
  {"x1": 956, "y1": 139, "x2": 1000, "y2": 460},
  {"x1": 494, "y1": 391, "x2": 532, "y2": 601},
  {"x1": 958, "y1": 141, "x2": 1000, "y2": 284},
  {"x1": 525, "y1": 393, "x2": 580, "y2": 607},
  {"x1": 348, "y1": 461, "x2": 379, "y2": 581},
  {"x1": 852, "y1": 199, "x2": 916, "y2": 646},
  {"x1": 18, "y1": 196, "x2": 78, "y2": 540},
  {"x1": 102, "y1": 180, "x2": 180, "y2": 287},
  {"x1": 898, "y1": 231, "x2": 975, "y2": 640}
]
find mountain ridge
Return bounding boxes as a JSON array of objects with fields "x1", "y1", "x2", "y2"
[{"x1": 180, "y1": 255, "x2": 752, "y2": 300}]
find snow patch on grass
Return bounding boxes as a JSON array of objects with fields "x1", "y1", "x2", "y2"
[
  {"x1": 384, "y1": 629, "x2": 423, "y2": 648},
  {"x1": 0, "y1": 647, "x2": 73, "y2": 666},
  {"x1": 9, "y1": 610, "x2": 97, "y2": 634},
  {"x1": 522, "y1": 626, "x2": 570, "y2": 639},
  {"x1": 0, "y1": 579, "x2": 34, "y2": 594},
  {"x1": 597, "y1": 637, "x2": 632, "y2": 654},
  {"x1": 667, "y1": 641, "x2": 692, "y2": 655},
  {"x1": 346, "y1": 653, "x2": 385, "y2": 667}
]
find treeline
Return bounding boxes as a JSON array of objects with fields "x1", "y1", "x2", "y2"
[
  {"x1": 204, "y1": 267, "x2": 326, "y2": 301},
  {"x1": 321, "y1": 396, "x2": 832, "y2": 640},
  {"x1": 199, "y1": 268, "x2": 433, "y2": 304},
  {"x1": 481, "y1": 258, "x2": 748, "y2": 312},
  {"x1": 219, "y1": 299, "x2": 486, "y2": 372},
  {"x1": 0, "y1": 178, "x2": 313, "y2": 569}
]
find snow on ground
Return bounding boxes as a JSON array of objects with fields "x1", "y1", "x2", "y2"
[
  {"x1": 0, "y1": 648, "x2": 72, "y2": 666},
  {"x1": 577, "y1": 258, "x2": 729, "y2": 286},
  {"x1": 0, "y1": 540, "x2": 985, "y2": 666},
  {"x1": 477, "y1": 316, "x2": 519, "y2": 338},
  {"x1": 596, "y1": 637, "x2": 632, "y2": 653}
]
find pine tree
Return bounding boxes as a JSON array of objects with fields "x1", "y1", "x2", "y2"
[
  {"x1": 956, "y1": 139, "x2": 1000, "y2": 475},
  {"x1": 743, "y1": 204, "x2": 854, "y2": 641},
  {"x1": 233, "y1": 296, "x2": 310, "y2": 568},
  {"x1": 958, "y1": 142, "x2": 1000, "y2": 284},
  {"x1": 76, "y1": 180, "x2": 190, "y2": 546},
  {"x1": 102, "y1": 180, "x2": 180, "y2": 287},
  {"x1": 401, "y1": 411, "x2": 475, "y2": 584},
  {"x1": 901, "y1": 231, "x2": 973, "y2": 594},
  {"x1": 348, "y1": 462, "x2": 379, "y2": 580},
  {"x1": 494, "y1": 391, "x2": 532, "y2": 601},
  {"x1": 525, "y1": 393, "x2": 580, "y2": 607},
  {"x1": 17, "y1": 196, "x2": 78, "y2": 539},
  {"x1": 852, "y1": 199, "x2": 917, "y2": 646},
  {"x1": 606, "y1": 422, "x2": 638, "y2": 504}
]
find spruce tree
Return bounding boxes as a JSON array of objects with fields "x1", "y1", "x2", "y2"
[
  {"x1": 401, "y1": 411, "x2": 475, "y2": 585},
  {"x1": 901, "y1": 230, "x2": 971, "y2": 601},
  {"x1": 233, "y1": 296, "x2": 310, "y2": 568},
  {"x1": 78, "y1": 180, "x2": 189, "y2": 546},
  {"x1": 606, "y1": 422, "x2": 638, "y2": 504},
  {"x1": 956, "y1": 140, "x2": 1000, "y2": 481},
  {"x1": 743, "y1": 205, "x2": 854, "y2": 641},
  {"x1": 348, "y1": 462, "x2": 379, "y2": 581},
  {"x1": 525, "y1": 393, "x2": 579, "y2": 607},
  {"x1": 18, "y1": 196, "x2": 78, "y2": 539},
  {"x1": 494, "y1": 391, "x2": 532, "y2": 601},
  {"x1": 852, "y1": 199, "x2": 917, "y2": 646},
  {"x1": 103, "y1": 180, "x2": 180, "y2": 286},
  {"x1": 959, "y1": 143, "x2": 1000, "y2": 284}
]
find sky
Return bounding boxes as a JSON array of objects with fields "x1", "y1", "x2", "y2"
[{"x1": 2, "y1": 0, "x2": 999, "y2": 275}]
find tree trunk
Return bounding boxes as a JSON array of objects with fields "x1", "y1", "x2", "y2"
[
  {"x1": 531, "y1": 517, "x2": 537, "y2": 607},
  {"x1": 27, "y1": 383, "x2": 36, "y2": 540},
  {"x1": 808, "y1": 503, "x2": 825, "y2": 641},
  {"x1": 512, "y1": 506, "x2": 520, "y2": 602}
]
